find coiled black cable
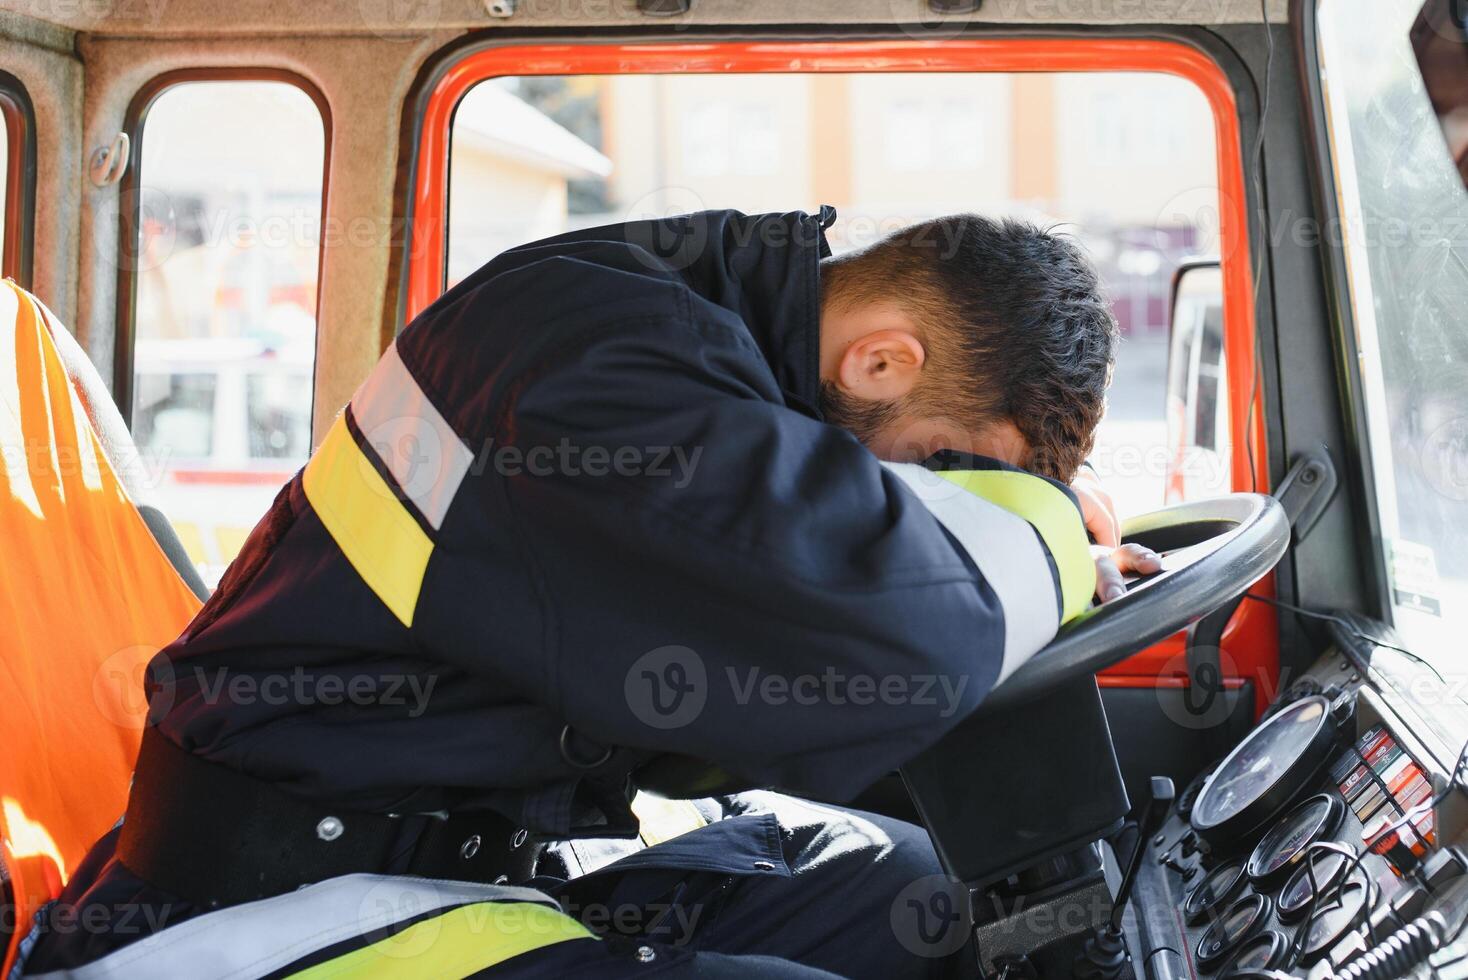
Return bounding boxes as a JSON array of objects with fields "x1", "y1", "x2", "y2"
[{"x1": 1332, "y1": 910, "x2": 1447, "y2": 979}]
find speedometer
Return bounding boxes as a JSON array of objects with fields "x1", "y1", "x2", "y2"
[
  {"x1": 1183, "y1": 859, "x2": 1247, "y2": 925},
  {"x1": 1245, "y1": 793, "x2": 1345, "y2": 888},
  {"x1": 1191, "y1": 696, "x2": 1337, "y2": 846},
  {"x1": 1195, "y1": 894, "x2": 1272, "y2": 972},
  {"x1": 1299, "y1": 881, "x2": 1369, "y2": 964},
  {"x1": 1277, "y1": 848, "x2": 1353, "y2": 923}
]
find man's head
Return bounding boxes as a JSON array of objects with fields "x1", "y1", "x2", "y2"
[{"x1": 818, "y1": 214, "x2": 1117, "y2": 483}]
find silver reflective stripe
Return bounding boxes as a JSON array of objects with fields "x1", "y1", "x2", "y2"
[
  {"x1": 350, "y1": 342, "x2": 473, "y2": 530},
  {"x1": 26, "y1": 875, "x2": 557, "y2": 980},
  {"x1": 883, "y1": 462, "x2": 1060, "y2": 682}
]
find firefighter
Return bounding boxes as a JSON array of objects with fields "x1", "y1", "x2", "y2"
[{"x1": 19, "y1": 208, "x2": 1157, "y2": 979}]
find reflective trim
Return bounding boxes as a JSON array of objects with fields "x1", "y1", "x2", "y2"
[
  {"x1": 933, "y1": 469, "x2": 1094, "y2": 623},
  {"x1": 303, "y1": 415, "x2": 433, "y2": 627},
  {"x1": 25, "y1": 875, "x2": 568, "y2": 980},
  {"x1": 284, "y1": 901, "x2": 593, "y2": 979},
  {"x1": 349, "y1": 342, "x2": 472, "y2": 531},
  {"x1": 631, "y1": 791, "x2": 708, "y2": 846},
  {"x1": 884, "y1": 463, "x2": 1058, "y2": 682}
]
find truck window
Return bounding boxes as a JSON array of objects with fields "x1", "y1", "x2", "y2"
[
  {"x1": 447, "y1": 71, "x2": 1220, "y2": 518},
  {"x1": 0, "y1": 74, "x2": 32, "y2": 284},
  {"x1": 127, "y1": 79, "x2": 325, "y2": 585},
  {"x1": 0, "y1": 99, "x2": 7, "y2": 275},
  {"x1": 1318, "y1": 0, "x2": 1468, "y2": 661}
]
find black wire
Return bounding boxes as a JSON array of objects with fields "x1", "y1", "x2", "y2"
[
  {"x1": 1241, "y1": 593, "x2": 1463, "y2": 700},
  {"x1": 1287, "y1": 840, "x2": 1375, "y2": 966},
  {"x1": 1143, "y1": 946, "x2": 1183, "y2": 965}
]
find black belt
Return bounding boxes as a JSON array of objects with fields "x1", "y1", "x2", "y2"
[{"x1": 117, "y1": 728, "x2": 542, "y2": 908}]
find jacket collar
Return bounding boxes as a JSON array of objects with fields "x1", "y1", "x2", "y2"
[{"x1": 637, "y1": 207, "x2": 835, "y2": 420}]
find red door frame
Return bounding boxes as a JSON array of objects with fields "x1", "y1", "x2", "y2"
[{"x1": 406, "y1": 37, "x2": 1279, "y2": 711}]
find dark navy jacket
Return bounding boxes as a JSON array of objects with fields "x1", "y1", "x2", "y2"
[{"x1": 148, "y1": 208, "x2": 1064, "y2": 840}]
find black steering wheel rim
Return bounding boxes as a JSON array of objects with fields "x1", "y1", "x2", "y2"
[{"x1": 980, "y1": 493, "x2": 1290, "y2": 710}]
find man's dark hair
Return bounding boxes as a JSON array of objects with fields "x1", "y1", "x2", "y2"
[{"x1": 820, "y1": 214, "x2": 1117, "y2": 482}]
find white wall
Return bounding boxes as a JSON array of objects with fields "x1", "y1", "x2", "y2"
[
  {"x1": 1053, "y1": 73, "x2": 1217, "y2": 233},
  {"x1": 447, "y1": 146, "x2": 569, "y2": 284}
]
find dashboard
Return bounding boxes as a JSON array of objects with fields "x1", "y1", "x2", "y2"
[{"x1": 1127, "y1": 639, "x2": 1468, "y2": 979}]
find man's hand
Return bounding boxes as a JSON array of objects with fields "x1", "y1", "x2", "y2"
[
  {"x1": 1072, "y1": 468, "x2": 1159, "y2": 602},
  {"x1": 1072, "y1": 467, "x2": 1119, "y2": 548},
  {"x1": 1093, "y1": 543, "x2": 1163, "y2": 603}
]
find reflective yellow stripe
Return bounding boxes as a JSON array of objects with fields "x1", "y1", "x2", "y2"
[
  {"x1": 631, "y1": 791, "x2": 708, "y2": 845},
  {"x1": 285, "y1": 901, "x2": 595, "y2": 980},
  {"x1": 303, "y1": 415, "x2": 433, "y2": 627},
  {"x1": 936, "y1": 470, "x2": 1094, "y2": 623}
]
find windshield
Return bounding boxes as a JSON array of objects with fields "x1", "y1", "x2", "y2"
[{"x1": 1317, "y1": 0, "x2": 1468, "y2": 660}]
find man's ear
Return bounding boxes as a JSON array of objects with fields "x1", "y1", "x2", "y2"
[{"x1": 834, "y1": 329, "x2": 926, "y2": 402}]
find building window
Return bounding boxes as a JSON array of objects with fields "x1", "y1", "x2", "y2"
[
  {"x1": 682, "y1": 101, "x2": 781, "y2": 176},
  {"x1": 126, "y1": 77, "x2": 326, "y2": 585},
  {"x1": 884, "y1": 97, "x2": 983, "y2": 172},
  {"x1": 1084, "y1": 81, "x2": 1187, "y2": 167}
]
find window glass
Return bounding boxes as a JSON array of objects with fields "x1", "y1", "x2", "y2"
[
  {"x1": 130, "y1": 80, "x2": 324, "y2": 586},
  {"x1": 0, "y1": 86, "x2": 24, "y2": 281},
  {"x1": 1163, "y1": 262, "x2": 1231, "y2": 503},
  {"x1": 1192, "y1": 318, "x2": 1224, "y2": 454},
  {"x1": 133, "y1": 372, "x2": 216, "y2": 459},
  {"x1": 1317, "y1": 0, "x2": 1468, "y2": 659},
  {"x1": 448, "y1": 71, "x2": 1219, "y2": 518}
]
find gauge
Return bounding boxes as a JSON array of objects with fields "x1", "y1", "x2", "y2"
[
  {"x1": 1245, "y1": 794, "x2": 1345, "y2": 889},
  {"x1": 1195, "y1": 894, "x2": 1271, "y2": 973},
  {"x1": 1184, "y1": 859, "x2": 1248, "y2": 925},
  {"x1": 1191, "y1": 696, "x2": 1336, "y2": 846},
  {"x1": 1278, "y1": 848, "x2": 1354, "y2": 923},
  {"x1": 1177, "y1": 764, "x2": 1215, "y2": 821},
  {"x1": 1299, "y1": 880, "x2": 1368, "y2": 964},
  {"x1": 1220, "y1": 931, "x2": 1289, "y2": 976}
]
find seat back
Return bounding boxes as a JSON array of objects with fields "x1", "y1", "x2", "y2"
[{"x1": 0, "y1": 282, "x2": 202, "y2": 975}]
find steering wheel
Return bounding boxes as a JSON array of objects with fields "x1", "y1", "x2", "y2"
[{"x1": 982, "y1": 492, "x2": 1290, "y2": 710}]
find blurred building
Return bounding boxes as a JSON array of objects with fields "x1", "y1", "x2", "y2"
[
  {"x1": 449, "y1": 84, "x2": 612, "y2": 284},
  {"x1": 588, "y1": 71, "x2": 1217, "y2": 336}
]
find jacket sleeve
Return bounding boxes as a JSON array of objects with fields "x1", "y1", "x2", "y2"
[{"x1": 502, "y1": 311, "x2": 1084, "y2": 802}]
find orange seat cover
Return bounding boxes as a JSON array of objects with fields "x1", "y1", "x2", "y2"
[{"x1": 0, "y1": 282, "x2": 201, "y2": 974}]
